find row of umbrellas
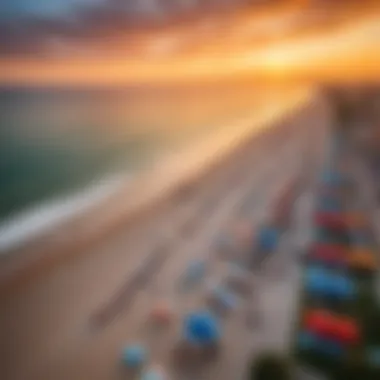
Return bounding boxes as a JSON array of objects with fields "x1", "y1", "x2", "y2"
[
  {"x1": 120, "y1": 172, "x2": 301, "y2": 378},
  {"x1": 297, "y1": 136, "x2": 377, "y2": 364}
]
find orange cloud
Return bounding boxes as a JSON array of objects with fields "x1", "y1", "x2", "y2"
[{"x1": 1, "y1": 4, "x2": 379, "y2": 86}]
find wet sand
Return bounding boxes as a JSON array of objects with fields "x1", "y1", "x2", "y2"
[{"x1": 0, "y1": 90, "x2": 331, "y2": 380}]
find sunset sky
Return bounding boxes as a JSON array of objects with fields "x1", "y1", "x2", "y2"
[{"x1": 1, "y1": 0, "x2": 379, "y2": 86}]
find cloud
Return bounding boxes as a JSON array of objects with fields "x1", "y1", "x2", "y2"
[
  {"x1": 0, "y1": 0, "x2": 105, "y2": 19},
  {"x1": 0, "y1": 1, "x2": 254, "y2": 57},
  {"x1": 0, "y1": 1, "x2": 169, "y2": 57}
]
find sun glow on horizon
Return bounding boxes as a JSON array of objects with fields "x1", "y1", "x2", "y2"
[{"x1": 1, "y1": 4, "x2": 380, "y2": 87}]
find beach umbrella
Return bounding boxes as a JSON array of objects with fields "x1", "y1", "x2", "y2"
[
  {"x1": 257, "y1": 226, "x2": 279, "y2": 253},
  {"x1": 314, "y1": 212, "x2": 346, "y2": 231},
  {"x1": 182, "y1": 310, "x2": 221, "y2": 346},
  {"x1": 149, "y1": 300, "x2": 175, "y2": 326},
  {"x1": 305, "y1": 275, "x2": 326, "y2": 295},
  {"x1": 311, "y1": 244, "x2": 347, "y2": 260},
  {"x1": 305, "y1": 310, "x2": 335, "y2": 339},
  {"x1": 306, "y1": 266, "x2": 328, "y2": 277},
  {"x1": 305, "y1": 310, "x2": 359, "y2": 345},
  {"x1": 308, "y1": 246, "x2": 347, "y2": 268},
  {"x1": 329, "y1": 274, "x2": 356, "y2": 300},
  {"x1": 335, "y1": 318, "x2": 360, "y2": 344},
  {"x1": 305, "y1": 267, "x2": 329, "y2": 296},
  {"x1": 180, "y1": 260, "x2": 207, "y2": 292},
  {"x1": 306, "y1": 270, "x2": 355, "y2": 301},
  {"x1": 305, "y1": 310, "x2": 334, "y2": 338},
  {"x1": 122, "y1": 344, "x2": 148, "y2": 368},
  {"x1": 305, "y1": 265, "x2": 327, "y2": 280}
]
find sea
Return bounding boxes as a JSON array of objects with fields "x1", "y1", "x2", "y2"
[{"x1": 0, "y1": 83, "x2": 296, "y2": 252}]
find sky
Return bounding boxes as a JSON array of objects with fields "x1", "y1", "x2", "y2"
[
  {"x1": 1, "y1": 0, "x2": 379, "y2": 86},
  {"x1": 1, "y1": 0, "x2": 98, "y2": 18}
]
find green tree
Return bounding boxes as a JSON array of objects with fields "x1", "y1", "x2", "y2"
[
  {"x1": 248, "y1": 352, "x2": 291, "y2": 380},
  {"x1": 333, "y1": 360, "x2": 372, "y2": 380}
]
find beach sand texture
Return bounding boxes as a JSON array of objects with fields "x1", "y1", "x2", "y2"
[{"x1": 0, "y1": 88, "x2": 332, "y2": 380}]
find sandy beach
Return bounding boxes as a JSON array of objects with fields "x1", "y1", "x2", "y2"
[
  {"x1": 0, "y1": 86, "x2": 314, "y2": 294},
  {"x1": 0, "y1": 88, "x2": 333, "y2": 380}
]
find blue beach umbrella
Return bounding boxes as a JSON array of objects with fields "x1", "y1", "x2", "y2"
[
  {"x1": 183, "y1": 310, "x2": 221, "y2": 346},
  {"x1": 306, "y1": 266, "x2": 328, "y2": 281},
  {"x1": 306, "y1": 266, "x2": 355, "y2": 300},
  {"x1": 257, "y1": 226, "x2": 279, "y2": 252},
  {"x1": 329, "y1": 274, "x2": 355, "y2": 300},
  {"x1": 305, "y1": 270, "x2": 327, "y2": 296},
  {"x1": 122, "y1": 344, "x2": 147, "y2": 368}
]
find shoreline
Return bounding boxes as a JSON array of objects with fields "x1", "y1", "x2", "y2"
[
  {"x1": 0, "y1": 173, "x2": 128, "y2": 254},
  {"x1": 0, "y1": 86, "x2": 315, "y2": 295}
]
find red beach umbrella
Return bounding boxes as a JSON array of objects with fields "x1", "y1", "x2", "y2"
[
  {"x1": 312, "y1": 244, "x2": 347, "y2": 257},
  {"x1": 314, "y1": 212, "x2": 347, "y2": 230},
  {"x1": 305, "y1": 310, "x2": 334, "y2": 338},
  {"x1": 335, "y1": 318, "x2": 360, "y2": 344},
  {"x1": 311, "y1": 244, "x2": 348, "y2": 264},
  {"x1": 306, "y1": 310, "x2": 360, "y2": 345}
]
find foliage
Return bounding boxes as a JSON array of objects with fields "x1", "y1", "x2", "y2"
[{"x1": 248, "y1": 352, "x2": 291, "y2": 380}]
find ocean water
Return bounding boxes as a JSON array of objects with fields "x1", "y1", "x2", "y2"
[
  {"x1": 0, "y1": 88, "x2": 159, "y2": 220},
  {"x1": 0, "y1": 83, "x2": 297, "y2": 251}
]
